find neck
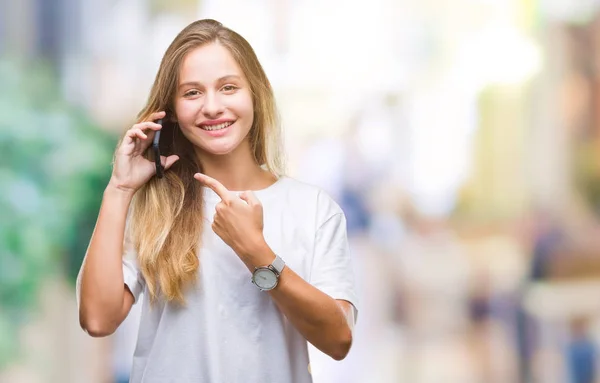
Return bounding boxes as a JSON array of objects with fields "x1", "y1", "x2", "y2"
[{"x1": 194, "y1": 139, "x2": 277, "y2": 191}]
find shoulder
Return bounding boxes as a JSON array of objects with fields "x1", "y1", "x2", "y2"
[{"x1": 276, "y1": 176, "x2": 344, "y2": 222}]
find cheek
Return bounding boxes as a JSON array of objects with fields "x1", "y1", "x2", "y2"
[
  {"x1": 243, "y1": 94, "x2": 254, "y2": 118},
  {"x1": 174, "y1": 100, "x2": 197, "y2": 127},
  {"x1": 235, "y1": 94, "x2": 254, "y2": 129}
]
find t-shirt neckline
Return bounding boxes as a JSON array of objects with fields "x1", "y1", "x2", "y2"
[{"x1": 202, "y1": 175, "x2": 287, "y2": 203}]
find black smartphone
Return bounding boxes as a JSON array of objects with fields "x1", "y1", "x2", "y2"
[{"x1": 153, "y1": 118, "x2": 164, "y2": 178}]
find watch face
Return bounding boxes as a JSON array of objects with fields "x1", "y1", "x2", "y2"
[{"x1": 253, "y1": 268, "x2": 278, "y2": 290}]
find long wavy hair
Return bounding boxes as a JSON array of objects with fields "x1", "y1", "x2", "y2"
[{"x1": 125, "y1": 19, "x2": 284, "y2": 304}]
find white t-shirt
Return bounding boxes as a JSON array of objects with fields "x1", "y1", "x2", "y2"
[{"x1": 82, "y1": 176, "x2": 358, "y2": 383}]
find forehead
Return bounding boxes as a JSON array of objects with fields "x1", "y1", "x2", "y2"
[{"x1": 179, "y1": 42, "x2": 243, "y2": 82}]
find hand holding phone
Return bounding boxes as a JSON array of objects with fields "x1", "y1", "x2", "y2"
[{"x1": 110, "y1": 111, "x2": 175, "y2": 193}]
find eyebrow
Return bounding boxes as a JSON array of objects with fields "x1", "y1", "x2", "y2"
[{"x1": 178, "y1": 75, "x2": 242, "y2": 89}]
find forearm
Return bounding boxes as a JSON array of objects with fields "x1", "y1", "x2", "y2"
[
  {"x1": 79, "y1": 184, "x2": 133, "y2": 333},
  {"x1": 240, "y1": 243, "x2": 353, "y2": 360},
  {"x1": 272, "y1": 267, "x2": 353, "y2": 360}
]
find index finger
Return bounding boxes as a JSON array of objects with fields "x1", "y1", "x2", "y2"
[
  {"x1": 148, "y1": 111, "x2": 166, "y2": 121},
  {"x1": 194, "y1": 173, "x2": 231, "y2": 202}
]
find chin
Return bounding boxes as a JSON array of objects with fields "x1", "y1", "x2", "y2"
[{"x1": 198, "y1": 142, "x2": 240, "y2": 156}]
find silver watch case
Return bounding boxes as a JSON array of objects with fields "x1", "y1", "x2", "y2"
[{"x1": 251, "y1": 255, "x2": 285, "y2": 291}]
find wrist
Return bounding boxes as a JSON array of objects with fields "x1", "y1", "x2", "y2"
[
  {"x1": 106, "y1": 178, "x2": 137, "y2": 197},
  {"x1": 105, "y1": 181, "x2": 136, "y2": 200},
  {"x1": 239, "y1": 238, "x2": 274, "y2": 268}
]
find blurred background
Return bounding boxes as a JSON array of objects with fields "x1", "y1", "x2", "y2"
[{"x1": 3, "y1": 0, "x2": 600, "y2": 382}]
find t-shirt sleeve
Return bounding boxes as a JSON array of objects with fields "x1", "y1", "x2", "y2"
[
  {"x1": 122, "y1": 227, "x2": 145, "y2": 304},
  {"x1": 75, "y1": 222, "x2": 146, "y2": 310},
  {"x1": 309, "y1": 207, "x2": 359, "y2": 320}
]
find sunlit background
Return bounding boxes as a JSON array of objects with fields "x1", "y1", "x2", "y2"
[{"x1": 3, "y1": 0, "x2": 600, "y2": 382}]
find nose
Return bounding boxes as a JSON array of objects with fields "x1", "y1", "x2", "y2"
[{"x1": 201, "y1": 91, "x2": 224, "y2": 118}]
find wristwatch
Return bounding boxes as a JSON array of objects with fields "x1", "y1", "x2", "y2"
[{"x1": 251, "y1": 255, "x2": 285, "y2": 291}]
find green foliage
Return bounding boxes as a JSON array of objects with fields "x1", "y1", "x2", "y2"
[
  {"x1": 574, "y1": 140, "x2": 600, "y2": 215},
  {"x1": 0, "y1": 58, "x2": 117, "y2": 369}
]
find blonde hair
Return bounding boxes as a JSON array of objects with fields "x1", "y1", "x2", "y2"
[{"x1": 126, "y1": 19, "x2": 284, "y2": 304}]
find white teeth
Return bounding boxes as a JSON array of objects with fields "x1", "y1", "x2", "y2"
[{"x1": 201, "y1": 121, "x2": 233, "y2": 131}]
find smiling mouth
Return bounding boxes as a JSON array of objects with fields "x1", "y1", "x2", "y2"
[{"x1": 199, "y1": 121, "x2": 234, "y2": 131}]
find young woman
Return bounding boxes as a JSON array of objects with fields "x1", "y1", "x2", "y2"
[{"x1": 77, "y1": 19, "x2": 358, "y2": 382}]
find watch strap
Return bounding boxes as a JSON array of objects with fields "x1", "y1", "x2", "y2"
[{"x1": 271, "y1": 255, "x2": 285, "y2": 274}]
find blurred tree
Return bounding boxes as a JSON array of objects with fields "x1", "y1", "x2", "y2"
[
  {"x1": 573, "y1": 140, "x2": 600, "y2": 215},
  {"x1": 150, "y1": 0, "x2": 199, "y2": 15},
  {"x1": 0, "y1": 58, "x2": 117, "y2": 370},
  {"x1": 574, "y1": 140, "x2": 600, "y2": 215}
]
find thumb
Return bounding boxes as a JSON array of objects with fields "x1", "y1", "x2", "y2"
[
  {"x1": 161, "y1": 155, "x2": 180, "y2": 170},
  {"x1": 239, "y1": 190, "x2": 261, "y2": 207}
]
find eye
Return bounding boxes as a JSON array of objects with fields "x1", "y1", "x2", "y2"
[
  {"x1": 221, "y1": 85, "x2": 238, "y2": 93},
  {"x1": 184, "y1": 89, "x2": 201, "y2": 97}
]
